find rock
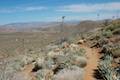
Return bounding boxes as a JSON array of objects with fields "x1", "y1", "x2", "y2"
[
  {"x1": 114, "y1": 57, "x2": 120, "y2": 64},
  {"x1": 77, "y1": 39, "x2": 85, "y2": 44}
]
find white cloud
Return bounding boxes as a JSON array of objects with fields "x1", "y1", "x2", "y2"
[
  {"x1": 23, "y1": 6, "x2": 47, "y2": 11},
  {"x1": 57, "y1": 2, "x2": 120, "y2": 12},
  {"x1": 0, "y1": 6, "x2": 47, "y2": 13}
]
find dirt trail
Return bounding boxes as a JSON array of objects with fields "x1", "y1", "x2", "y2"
[
  {"x1": 80, "y1": 44, "x2": 101, "y2": 80},
  {"x1": 19, "y1": 43, "x2": 101, "y2": 80},
  {"x1": 21, "y1": 64, "x2": 36, "y2": 80}
]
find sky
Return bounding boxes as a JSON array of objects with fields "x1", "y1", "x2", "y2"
[{"x1": 0, "y1": 0, "x2": 120, "y2": 25}]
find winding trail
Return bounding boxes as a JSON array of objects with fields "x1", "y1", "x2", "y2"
[{"x1": 80, "y1": 44, "x2": 101, "y2": 80}]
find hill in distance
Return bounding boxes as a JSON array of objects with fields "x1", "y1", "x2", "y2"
[
  {"x1": 0, "y1": 21, "x2": 79, "y2": 32},
  {"x1": 0, "y1": 19, "x2": 111, "y2": 32}
]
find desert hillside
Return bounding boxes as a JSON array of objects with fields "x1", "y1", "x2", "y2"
[{"x1": 0, "y1": 19, "x2": 120, "y2": 80}]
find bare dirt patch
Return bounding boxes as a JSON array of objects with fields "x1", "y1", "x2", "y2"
[{"x1": 80, "y1": 44, "x2": 101, "y2": 80}]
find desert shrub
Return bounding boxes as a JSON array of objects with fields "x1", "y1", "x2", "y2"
[
  {"x1": 53, "y1": 66, "x2": 84, "y2": 80},
  {"x1": 55, "y1": 37, "x2": 69, "y2": 45},
  {"x1": 35, "y1": 57, "x2": 45, "y2": 68},
  {"x1": 97, "y1": 37, "x2": 109, "y2": 47},
  {"x1": 11, "y1": 60, "x2": 23, "y2": 71},
  {"x1": 105, "y1": 24, "x2": 120, "y2": 31},
  {"x1": 36, "y1": 69, "x2": 54, "y2": 80},
  {"x1": 34, "y1": 42, "x2": 87, "y2": 80},
  {"x1": 36, "y1": 70, "x2": 45, "y2": 80},
  {"x1": 62, "y1": 45, "x2": 87, "y2": 68},
  {"x1": 69, "y1": 44, "x2": 86, "y2": 56},
  {"x1": 72, "y1": 56, "x2": 87, "y2": 68},
  {"x1": 105, "y1": 24, "x2": 114, "y2": 31},
  {"x1": 78, "y1": 48, "x2": 86, "y2": 56},
  {"x1": 112, "y1": 28, "x2": 120, "y2": 35},
  {"x1": 47, "y1": 50, "x2": 64, "y2": 58},
  {"x1": 70, "y1": 48, "x2": 85, "y2": 56},
  {"x1": 21, "y1": 55, "x2": 34, "y2": 65},
  {"x1": 12, "y1": 72, "x2": 30, "y2": 80},
  {"x1": 43, "y1": 57, "x2": 55, "y2": 69},
  {"x1": 46, "y1": 44, "x2": 59, "y2": 51},
  {"x1": 98, "y1": 53, "x2": 120, "y2": 80},
  {"x1": 53, "y1": 55, "x2": 68, "y2": 64},
  {"x1": 111, "y1": 47, "x2": 120, "y2": 57},
  {"x1": 0, "y1": 59, "x2": 18, "y2": 80},
  {"x1": 101, "y1": 45, "x2": 111, "y2": 53},
  {"x1": 102, "y1": 30, "x2": 113, "y2": 38},
  {"x1": 112, "y1": 49, "x2": 120, "y2": 57},
  {"x1": 102, "y1": 43, "x2": 119, "y2": 56},
  {"x1": 98, "y1": 54, "x2": 115, "y2": 80},
  {"x1": 90, "y1": 33, "x2": 101, "y2": 40},
  {"x1": 101, "y1": 43, "x2": 120, "y2": 57}
]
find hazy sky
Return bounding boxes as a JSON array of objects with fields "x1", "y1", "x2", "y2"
[{"x1": 0, "y1": 0, "x2": 120, "y2": 24}]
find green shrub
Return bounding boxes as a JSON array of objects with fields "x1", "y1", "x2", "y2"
[
  {"x1": 105, "y1": 24, "x2": 120, "y2": 31},
  {"x1": 11, "y1": 60, "x2": 23, "y2": 71},
  {"x1": 112, "y1": 28, "x2": 120, "y2": 35},
  {"x1": 102, "y1": 30, "x2": 113, "y2": 38},
  {"x1": 111, "y1": 48, "x2": 120, "y2": 57}
]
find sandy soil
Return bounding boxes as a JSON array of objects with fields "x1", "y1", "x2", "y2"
[
  {"x1": 21, "y1": 64, "x2": 36, "y2": 80},
  {"x1": 80, "y1": 44, "x2": 100, "y2": 80}
]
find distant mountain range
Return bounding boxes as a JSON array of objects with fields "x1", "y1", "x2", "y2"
[
  {"x1": 0, "y1": 21, "x2": 79, "y2": 32},
  {"x1": 0, "y1": 20, "x2": 109, "y2": 32}
]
